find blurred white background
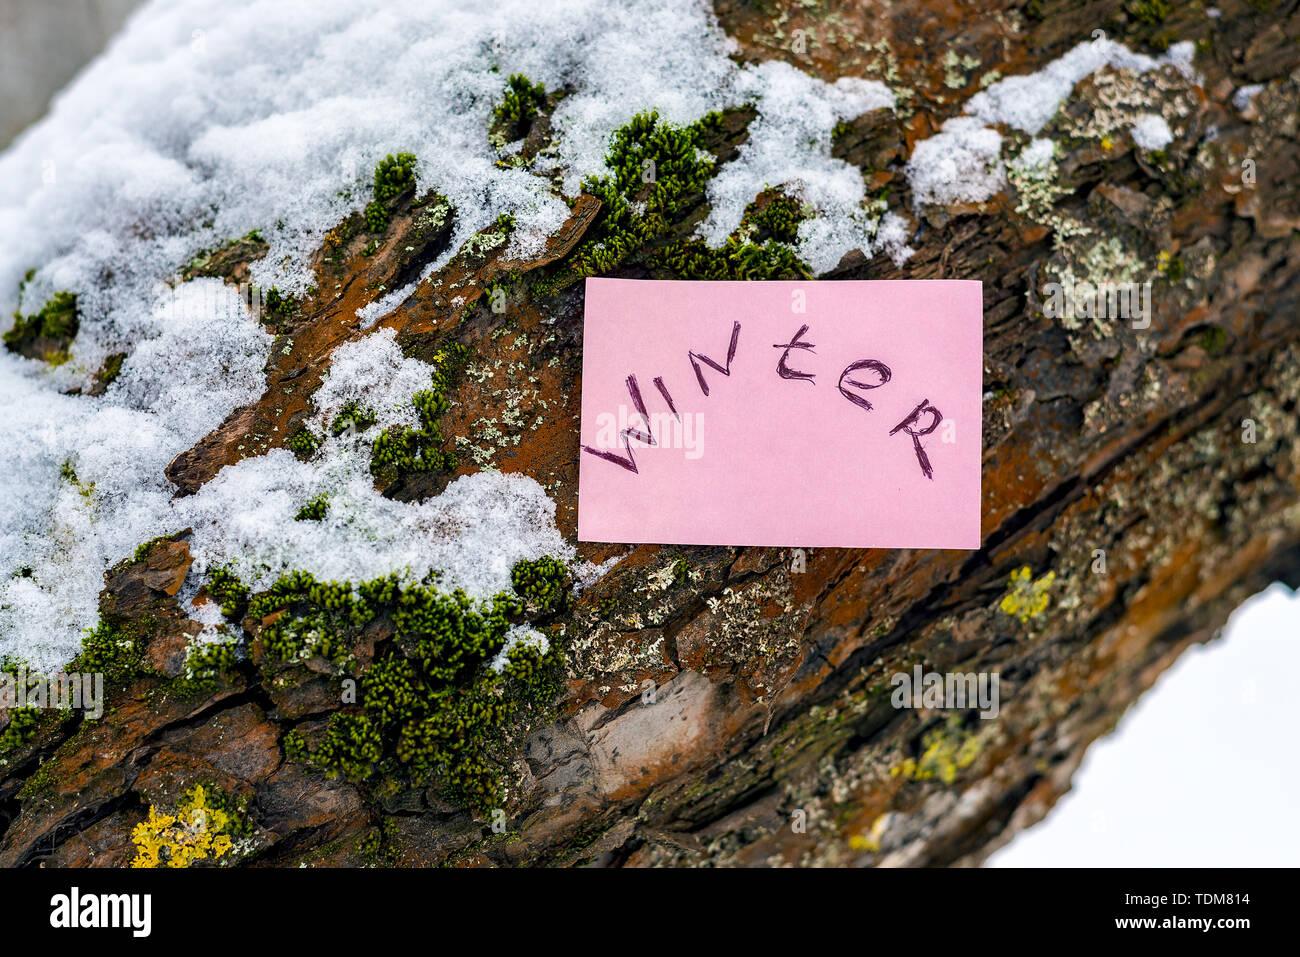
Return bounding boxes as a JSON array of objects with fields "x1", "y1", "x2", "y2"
[
  {"x1": 991, "y1": 582, "x2": 1300, "y2": 866},
  {"x1": 0, "y1": 0, "x2": 143, "y2": 148}
]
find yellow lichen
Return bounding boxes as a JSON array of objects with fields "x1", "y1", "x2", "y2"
[
  {"x1": 890, "y1": 716, "x2": 985, "y2": 785},
  {"x1": 130, "y1": 784, "x2": 238, "y2": 868},
  {"x1": 999, "y1": 565, "x2": 1055, "y2": 622}
]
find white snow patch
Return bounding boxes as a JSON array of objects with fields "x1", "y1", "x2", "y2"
[
  {"x1": 1130, "y1": 113, "x2": 1173, "y2": 150},
  {"x1": 1232, "y1": 84, "x2": 1264, "y2": 113},
  {"x1": 906, "y1": 117, "x2": 1006, "y2": 209},
  {"x1": 0, "y1": 281, "x2": 270, "y2": 670}
]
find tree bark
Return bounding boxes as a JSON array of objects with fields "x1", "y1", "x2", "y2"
[{"x1": 2, "y1": 0, "x2": 1298, "y2": 867}]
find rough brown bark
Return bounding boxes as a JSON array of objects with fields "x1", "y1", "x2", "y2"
[{"x1": 2, "y1": 0, "x2": 1298, "y2": 867}]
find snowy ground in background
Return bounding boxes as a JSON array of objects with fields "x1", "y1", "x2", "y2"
[{"x1": 988, "y1": 581, "x2": 1300, "y2": 867}]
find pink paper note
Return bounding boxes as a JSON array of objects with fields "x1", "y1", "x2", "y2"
[{"x1": 577, "y1": 279, "x2": 983, "y2": 549}]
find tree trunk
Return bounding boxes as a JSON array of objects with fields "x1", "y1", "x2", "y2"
[{"x1": 2, "y1": 0, "x2": 1298, "y2": 867}]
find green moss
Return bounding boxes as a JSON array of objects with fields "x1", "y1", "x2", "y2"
[
  {"x1": 183, "y1": 640, "x2": 238, "y2": 689},
  {"x1": 374, "y1": 152, "x2": 418, "y2": 202},
  {"x1": 309, "y1": 712, "x2": 383, "y2": 781},
  {"x1": 248, "y1": 559, "x2": 567, "y2": 812},
  {"x1": 365, "y1": 152, "x2": 419, "y2": 232},
  {"x1": 18, "y1": 759, "x2": 58, "y2": 799},
  {"x1": 369, "y1": 343, "x2": 468, "y2": 486},
  {"x1": 510, "y1": 556, "x2": 570, "y2": 615},
  {"x1": 672, "y1": 556, "x2": 691, "y2": 586},
  {"x1": 0, "y1": 707, "x2": 40, "y2": 753},
  {"x1": 287, "y1": 426, "x2": 322, "y2": 460},
  {"x1": 208, "y1": 565, "x2": 250, "y2": 621},
  {"x1": 534, "y1": 111, "x2": 723, "y2": 292},
  {"x1": 490, "y1": 75, "x2": 547, "y2": 146},
  {"x1": 742, "y1": 192, "x2": 808, "y2": 245},
  {"x1": 294, "y1": 493, "x2": 330, "y2": 522},
  {"x1": 653, "y1": 236, "x2": 811, "y2": 280},
  {"x1": 357, "y1": 816, "x2": 400, "y2": 866},
  {"x1": 331, "y1": 400, "x2": 377, "y2": 436},
  {"x1": 535, "y1": 112, "x2": 813, "y2": 291},
  {"x1": 261, "y1": 287, "x2": 296, "y2": 326},
  {"x1": 74, "y1": 617, "x2": 151, "y2": 684},
  {"x1": 1125, "y1": 0, "x2": 1173, "y2": 23},
  {"x1": 4, "y1": 290, "x2": 80, "y2": 362}
]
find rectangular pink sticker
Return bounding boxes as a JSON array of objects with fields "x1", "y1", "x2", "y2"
[{"x1": 577, "y1": 279, "x2": 983, "y2": 549}]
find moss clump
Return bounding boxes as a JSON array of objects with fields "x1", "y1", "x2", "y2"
[
  {"x1": 287, "y1": 426, "x2": 322, "y2": 459},
  {"x1": 374, "y1": 152, "x2": 418, "y2": 202},
  {"x1": 249, "y1": 560, "x2": 567, "y2": 811},
  {"x1": 331, "y1": 400, "x2": 377, "y2": 436},
  {"x1": 0, "y1": 707, "x2": 40, "y2": 753},
  {"x1": 574, "y1": 111, "x2": 722, "y2": 275},
  {"x1": 3, "y1": 290, "x2": 79, "y2": 363},
  {"x1": 742, "y1": 191, "x2": 808, "y2": 245},
  {"x1": 183, "y1": 639, "x2": 238, "y2": 690},
  {"x1": 536, "y1": 112, "x2": 813, "y2": 291},
  {"x1": 653, "y1": 188, "x2": 812, "y2": 280},
  {"x1": 260, "y1": 287, "x2": 296, "y2": 327},
  {"x1": 653, "y1": 236, "x2": 811, "y2": 280},
  {"x1": 370, "y1": 344, "x2": 467, "y2": 486},
  {"x1": 74, "y1": 617, "x2": 151, "y2": 684},
  {"x1": 365, "y1": 152, "x2": 418, "y2": 232},
  {"x1": 295, "y1": 493, "x2": 330, "y2": 522},
  {"x1": 207, "y1": 565, "x2": 250, "y2": 621},
  {"x1": 371, "y1": 391, "x2": 454, "y2": 483},
  {"x1": 131, "y1": 783, "x2": 252, "y2": 868},
  {"x1": 1125, "y1": 0, "x2": 1173, "y2": 23},
  {"x1": 511, "y1": 556, "x2": 570, "y2": 615},
  {"x1": 307, "y1": 712, "x2": 384, "y2": 781},
  {"x1": 357, "y1": 816, "x2": 400, "y2": 866},
  {"x1": 490, "y1": 74, "x2": 547, "y2": 146}
]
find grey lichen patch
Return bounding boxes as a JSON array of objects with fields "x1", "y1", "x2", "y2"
[
  {"x1": 943, "y1": 50, "x2": 982, "y2": 90},
  {"x1": 564, "y1": 551, "x2": 729, "y2": 704},
  {"x1": 452, "y1": 342, "x2": 552, "y2": 471},
  {"x1": 1038, "y1": 234, "x2": 1152, "y2": 338},
  {"x1": 1053, "y1": 63, "x2": 1198, "y2": 153},
  {"x1": 688, "y1": 576, "x2": 806, "y2": 675},
  {"x1": 1006, "y1": 139, "x2": 1088, "y2": 238}
]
